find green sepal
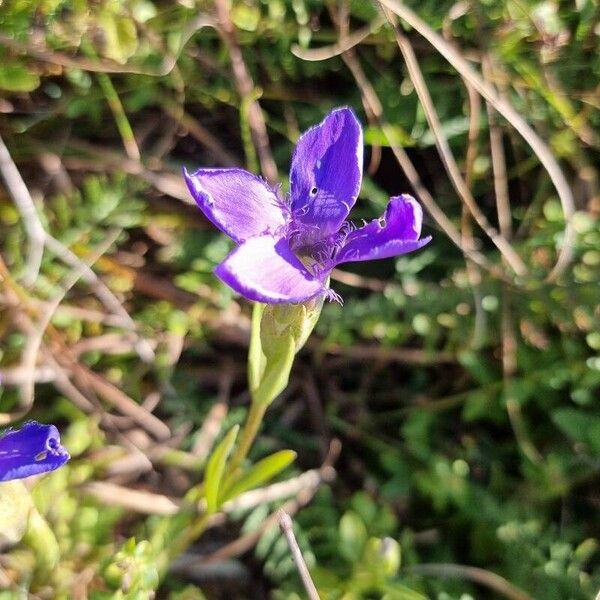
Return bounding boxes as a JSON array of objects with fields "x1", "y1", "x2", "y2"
[
  {"x1": 248, "y1": 302, "x2": 266, "y2": 393},
  {"x1": 251, "y1": 332, "x2": 296, "y2": 407},
  {"x1": 204, "y1": 425, "x2": 240, "y2": 514},
  {"x1": 248, "y1": 298, "x2": 324, "y2": 407},
  {"x1": 219, "y1": 449, "x2": 297, "y2": 503}
]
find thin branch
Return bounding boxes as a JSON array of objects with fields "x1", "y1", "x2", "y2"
[
  {"x1": 383, "y1": 11, "x2": 528, "y2": 276},
  {"x1": 0, "y1": 14, "x2": 214, "y2": 77},
  {"x1": 291, "y1": 14, "x2": 386, "y2": 61},
  {"x1": 161, "y1": 96, "x2": 240, "y2": 167},
  {"x1": 0, "y1": 366, "x2": 56, "y2": 385},
  {"x1": 461, "y1": 81, "x2": 487, "y2": 349},
  {"x1": 81, "y1": 481, "x2": 181, "y2": 516},
  {"x1": 330, "y1": 4, "x2": 382, "y2": 176},
  {"x1": 18, "y1": 229, "x2": 120, "y2": 422},
  {"x1": 222, "y1": 465, "x2": 336, "y2": 513},
  {"x1": 278, "y1": 510, "x2": 320, "y2": 600},
  {"x1": 44, "y1": 235, "x2": 155, "y2": 362},
  {"x1": 71, "y1": 367, "x2": 170, "y2": 440},
  {"x1": 337, "y1": 45, "x2": 508, "y2": 280},
  {"x1": 0, "y1": 135, "x2": 154, "y2": 361},
  {"x1": 482, "y1": 55, "x2": 512, "y2": 239},
  {"x1": 405, "y1": 563, "x2": 533, "y2": 600},
  {"x1": 214, "y1": 0, "x2": 278, "y2": 183},
  {"x1": 376, "y1": 0, "x2": 575, "y2": 282},
  {"x1": 316, "y1": 341, "x2": 454, "y2": 365},
  {"x1": 0, "y1": 135, "x2": 45, "y2": 286}
]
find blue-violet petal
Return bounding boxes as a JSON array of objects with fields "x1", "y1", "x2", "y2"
[
  {"x1": 215, "y1": 235, "x2": 324, "y2": 303},
  {"x1": 0, "y1": 421, "x2": 70, "y2": 482},
  {"x1": 183, "y1": 167, "x2": 288, "y2": 244},
  {"x1": 289, "y1": 108, "x2": 363, "y2": 241},
  {"x1": 334, "y1": 194, "x2": 431, "y2": 265}
]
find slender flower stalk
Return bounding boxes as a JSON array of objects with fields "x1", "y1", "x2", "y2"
[{"x1": 173, "y1": 109, "x2": 433, "y2": 566}]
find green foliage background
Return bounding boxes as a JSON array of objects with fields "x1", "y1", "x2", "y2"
[{"x1": 0, "y1": 0, "x2": 599, "y2": 598}]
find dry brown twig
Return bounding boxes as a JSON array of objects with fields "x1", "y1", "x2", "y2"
[
  {"x1": 222, "y1": 464, "x2": 336, "y2": 513},
  {"x1": 405, "y1": 563, "x2": 533, "y2": 600},
  {"x1": 278, "y1": 510, "x2": 321, "y2": 600},
  {"x1": 2, "y1": 290, "x2": 167, "y2": 439},
  {"x1": 71, "y1": 367, "x2": 170, "y2": 441},
  {"x1": 80, "y1": 462, "x2": 336, "y2": 520},
  {"x1": 16, "y1": 229, "x2": 121, "y2": 423},
  {"x1": 81, "y1": 481, "x2": 182, "y2": 516},
  {"x1": 0, "y1": 14, "x2": 214, "y2": 77},
  {"x1": 0, "y1": 135, "x2": 154, "y2": 362},
  {"x1": 461, "y1": 80, "x2": 487, "y2": 349},
  {"x1": 382, "y1": 10, "x2": 528, "y2": 277},
  {"x1": 0, "y1": 278, "x2": 96, "y2": 423},
  {"x1": 482, "y1": 56, "x2": 513, "y2": 240},
  {"x1": 214, "y1": 0, "x2": 278, "y2": 183},
  {"x1": 291, "y1": 13, "x2": 387, "y2": 61},
  {"x1": 0, "y1": 134, "x2": 45, "y2": 287},
  {"x1": 2, "y1": 289, "x2": 167, "y2": 441},
  {"x1": 479, "y1": 56, "x2": 542, "y2": 464},
  {"x1": 329, "y1": 3, "x2": 382, "y2": 176},
  {"x1": 334, "y1": 34, "x2": 507, "y2": 280},
  {"x1": 161, "y1": 96, "x2": 240, "y2": 167},
  {"x1": 376, "y1": 0, "x2": 575, "y2": 282}
]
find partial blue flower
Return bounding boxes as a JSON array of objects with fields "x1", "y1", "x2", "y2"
[
  {"x1": 0, "y1": 421, "x2": 70, "y2": 482},
  {"x1": 184, "y1": 107, "x2": 431, "y2": 303}
]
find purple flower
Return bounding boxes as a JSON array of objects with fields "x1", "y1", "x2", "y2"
[
  {"x1": 0, "y1": 421, "x2": 70, "y2": 482},
  {"x1": 184, "y1": 107, "x2": 431, "y2": 304}
]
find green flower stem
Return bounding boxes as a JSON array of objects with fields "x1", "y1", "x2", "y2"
[
  {"x1": 95, "y1": 70, "x2": 141, "y2": 160},
  {"x1": 226, "y1": 400, "x2": 267, "y2": 475},
  {"x1": 154, "y1": 510, "x2": 211, "y2": 578},
  {"x1": 169, "y1": 513, "x2": 211, "y2": 563}
]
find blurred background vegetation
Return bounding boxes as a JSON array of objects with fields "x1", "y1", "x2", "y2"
[{"x1": 0, "y1": 0, "x2": 599, "y2": 598}]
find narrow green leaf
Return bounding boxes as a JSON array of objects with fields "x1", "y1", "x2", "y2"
[
  {"x1": 552, "y1": 408, "x2": 600, "y2": 455},
  {"x1": 204, "y1": 425, "x2": 239, "y2": 514},
  {"x1": 382, "y1": 583, "x2": 428, "y2": 600},
  {"x1": 220, "y1": 449, "x2": 297, "y2": 503}
]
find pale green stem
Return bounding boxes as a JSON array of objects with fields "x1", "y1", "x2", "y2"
[
  {"x1": 227, "y1": 401, "x2": 267, "y2": 475},
  {"x1": 168, "y1": 514, "x2": 211, "y2": 565},
  {"x1": 81, "y1": 41, "x2": 140, "y2": 160},
  {"x1": 95, "y1": 70, "x2": 141, "y2": 160}
]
